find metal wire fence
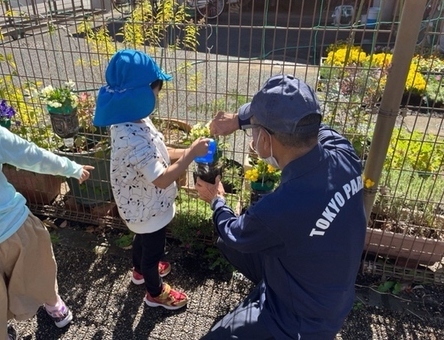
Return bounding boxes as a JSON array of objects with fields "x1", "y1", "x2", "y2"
[{"x1": 1, "y1": 0, "x2": 444, "y2": 283}]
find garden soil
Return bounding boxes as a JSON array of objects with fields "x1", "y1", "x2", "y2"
[{"x1": 8, "y1": 220, "x2": 444, "y2": 340}]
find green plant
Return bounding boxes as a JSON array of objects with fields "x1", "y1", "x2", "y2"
[
  {"x1": 377, "y1": 280, "x2": 403, "y2": 295},
  {"x1": 205, "y1": 245, "x2": 234, "y2": 273},
  {"x1": 185, "y1": 121, "x2": 228, "y2": 153},
  {"x1": 114, "y1": 231, "x2": 135, "y2": 249},
  {"x1": 385, "y1": 127, "x2": 444, "y2": 174},
  {"x1": 424, "y1": 74, "x2": 444, "y2": 105},
  {"x1": 169, "y1": 189, "x2": 239, "y2": 252},
  {"x1": 375, "y1": 168, "x2": 444, "y2": 238},
  {"x1": 221, "y1": 160, "x2": 244, "y2": 194},
  {"x1": 188, "y1": 90, "x2": 249, "y2": 117},
  {"x1": 77, "y1": 0, "x2": 200, "y2": 62},
  {"x1": 187, "y1": 122, "x2": 211, "y2": 142},
  {"x1": 169, "y1": 189, "x2": 215, "y2": 252},
  {"x1": 50, "y1": 232, "x2": 60, "y2": 244},
  {"x1": 0, "y1": 62, "x2": 57, "y2": 149}
]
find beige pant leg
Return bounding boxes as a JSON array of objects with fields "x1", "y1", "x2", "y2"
[
  {"x1": 3, "y1": 213, "x2": 59, "y2": 321},
  {"x1": 0, "y1": 275, "x2": 7, "y2": 340}
]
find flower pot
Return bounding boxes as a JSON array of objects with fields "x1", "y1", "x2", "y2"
[
  {"x1": 54, "y1": 140, "x2": 113, "y2": 207},
  {"x1": 47, "y1": 105, "x2": 79, "y2": 139},
  {"x1": 250, "y1": 181, "x2": 275, "y2": 204},
  {"x1": 364, "y1": 227, "x2": 444, "y2": 267},
  {"x1": 0, "y1": 119, "x2": 11, "y2": 129},
  {"x1": 2, "y1": 164, "x2": 64, "y2": 205},
  {"x1": 192, "y1": 161, "x2": 223, "y2": 185}
]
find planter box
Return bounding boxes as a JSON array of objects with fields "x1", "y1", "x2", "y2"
[
  {"x1": 3, "y1": 165, "x2": 64, "y2": 205},
  {"x1": 55, "y1": 144, "x2": 113, "y2": 207},
  {"x1": 153, "y1": 118, "x2": 192, "y2": 149},
  {"x1": 365, "y1": 227, "x2": 444, "y2": 266}
]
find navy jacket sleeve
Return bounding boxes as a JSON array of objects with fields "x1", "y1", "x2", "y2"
[{"x1": 212, "y1": 201, "x2": 282, "y2": 253}]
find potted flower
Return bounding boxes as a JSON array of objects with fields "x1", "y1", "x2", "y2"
[
  {"x1": 245, "y1": 158, "x2": 281, "y2": 204},
  {"x1": 40, "y1": 80, "x2": 80, "y2": 139},
  {"x1": 0, "y1": 99, "x2": 16, "y2": 129},
  {"x1": 52, "y1": 91, "x2": 113, "y2": 208}
]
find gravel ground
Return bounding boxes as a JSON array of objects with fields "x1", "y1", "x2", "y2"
[{"x1": 8, "y1": 223, "x2": 444, "y2": 340}]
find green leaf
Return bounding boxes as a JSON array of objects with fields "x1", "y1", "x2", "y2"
[{"x1": 377, "y1": 280, "x2": 395, "y2": 292}]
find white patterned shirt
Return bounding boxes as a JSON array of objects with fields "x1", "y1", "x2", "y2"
[{"x1": 110, "y1": 118, "x2": 176, "y2": 233}]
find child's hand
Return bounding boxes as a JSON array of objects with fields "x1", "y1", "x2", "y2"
[
  {"x1": 190, "y1": 137, "x2": 211, "y2": 158},
  {"x1": 79, "y1": 165, "x2": 94, "y2": 184}
]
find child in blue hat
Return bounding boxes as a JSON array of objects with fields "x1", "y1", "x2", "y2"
[{"x1": 94, "y1": 49, "x2": 210, "y2": 310}]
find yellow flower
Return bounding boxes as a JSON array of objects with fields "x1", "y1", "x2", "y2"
[
  {"x1": 405, "y1": 64, "x2": 426, "y2": 92},
  {"x1": 245, "y1": 169, "x2": 259, "y2": 182},
  {"x1": 326, "y1": 47, "x2": 367, "y2": 66},
  {"x1": 364, "y1": 177, "x2": 375, "y2": 189},
  {"x1": 245, "y1": 159, "x2": 280, "y2": 184},
  {"x1": 267, "y1": 164, "x2": 276, "y2": 173},
  {"x1": 367, "y1": 52, "x2": 392, "y2": 69}
]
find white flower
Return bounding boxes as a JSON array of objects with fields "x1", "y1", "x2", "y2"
[
  {"x1": 65, "y1": 80, "x2": 76, "y2": 89},
  {"x1": 47, "y1": 100, "x2": 62, "y2": 108},
  {"x1": 41, "y1": 85, "x2": 54, "y2": 98}
]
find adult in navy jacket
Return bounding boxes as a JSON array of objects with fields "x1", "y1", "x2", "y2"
[{"x1": 196, "y1": 75, "x2": 367, "y2": 340}]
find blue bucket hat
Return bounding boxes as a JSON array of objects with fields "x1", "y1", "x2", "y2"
[
  {"x1": 93, "y1": 49, "x2": 172, "y2": 126},
  {"x1": 239, "y1": 74, "x2": 321, "y2": 134}
]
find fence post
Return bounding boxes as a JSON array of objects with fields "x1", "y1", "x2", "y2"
[{"x1": 362, "y1": 0, "x2": 428, "y2": 221}]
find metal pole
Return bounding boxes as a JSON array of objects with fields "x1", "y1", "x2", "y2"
[{"x1": 362, "y1": 0, "x2": 428, "y2": 221}]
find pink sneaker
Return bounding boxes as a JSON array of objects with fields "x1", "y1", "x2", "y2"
[
  {"x1": 44, "y1": 303, "x2": 73, "y2": 328},
  {"x1": 131, "y1": 261, "x2": 172, "y2": 285}
]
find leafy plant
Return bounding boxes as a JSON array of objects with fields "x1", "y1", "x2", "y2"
[
  {"x1": 377, "y1": 280, "x2": 403, "y2": 295},
  {"x1": 169, "y1": 189, "x2": 215, "y2": 252},
  {"x1": 169, "y1": 189, "x2": 239, "y2": 252},
  {"x1": 423, "y1": 74, "x2": 444, "y2": 105},
  {"x1": 0, "y1": 56, "x2": 58, "y2": 149},
  {"x1": 205, "y1": 245, "x2": 234, "y2": 273},
  {"x1": 114, "y1": 231, "x2": 135, "y2": 249},
  {"x1": 221, "y1": 159, "x2": 244, "y2": 194},
  {"x1": 77, "y1": 0, "x2": 200, "y2": 61},
  {"x1": 385, "y1": 127, "x2": 444, "y2": 174}
]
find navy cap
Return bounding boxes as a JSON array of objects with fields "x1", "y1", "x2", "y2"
[
  {"x1": 239, "y1": 75, "x2": 321, "y2": 134},
  {"x1": 93, "y1": 49, "x2": 172, "y2": 127}
]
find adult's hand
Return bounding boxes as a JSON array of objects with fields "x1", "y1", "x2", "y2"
[
  {"x1": 209, "y1": 111, "x2": 240, "y2": 136},
  {"x1": 195, "y1": 176, "x2": 225, "y2": 203}
]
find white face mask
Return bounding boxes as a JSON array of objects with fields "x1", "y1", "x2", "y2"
[{"x1": 254, "y1": 129, "x2": 280, "y2": 169}]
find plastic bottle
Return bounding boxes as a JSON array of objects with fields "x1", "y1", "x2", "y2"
[
  {"x1": 193, "y1": 139, "x2": 220, "y2": 184},
  {"x1": 194, "y1": 139, "x2": 217, "y2": 164}
]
